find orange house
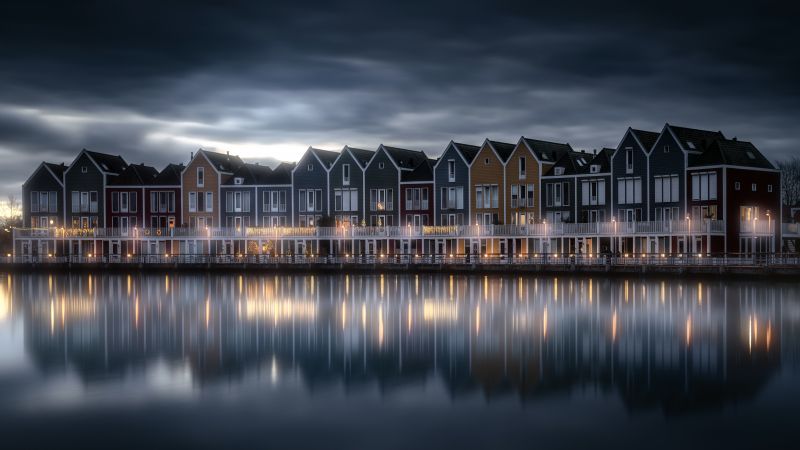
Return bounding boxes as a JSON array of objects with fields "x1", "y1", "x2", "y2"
[{"x1": 181, "y1": 149, "x2": 244, "y2": 229}]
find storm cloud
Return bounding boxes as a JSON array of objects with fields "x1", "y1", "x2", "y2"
[{"x1": 0, "y1": 0, "x2": 798, "y2": 196}]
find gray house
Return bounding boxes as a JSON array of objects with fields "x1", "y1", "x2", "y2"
[
  {"x1": 364, "y1": 145, "x2": 428, "y2": 227},
  {"x1": 221, "y1": 163, "x2": 272, "y2": 229},
  {"x1": 258, "y1": 162, "x2": 294, "y2": 227},
  {"x1": 22, "y1": 162, "x2": 66, "y2": 228},
  {"x1": 610, "y1": 128, "x2": 658, "y2": 222},
  {"x1": 63, "y1": 149, "x2": 128, "y2": 228},
  {"x1": 328, "y1": 146, "x2": 374, "y2": 226},
  {"x1": 291, "y1": 147, "x2": 339, "y2": 227},
  {"x1": 433, "y1": 141, "x2": 479, "y2": 226},
  {"x1": 575, "y1": 148, "x2": 613, "y2": 223},
  {"x1": 648, "y1": 124, "x2": 725, "y2": 222},
  {"x1": 542, "y1": 151, "x2": 589, "y2": 223}
]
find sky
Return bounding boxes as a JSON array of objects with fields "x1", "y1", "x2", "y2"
[{"x1": 0, "y1": 0, "x2": 798, "y2": 198}]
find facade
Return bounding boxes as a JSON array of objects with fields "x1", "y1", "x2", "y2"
[
  {"x1": 145, "y1": 163, "x2": 183, "y2": 230},
  {"x1": 470, "y1": 139, "x2": 515, "y2": 226},
  {"x1": 433, "y1": 141, "x2": 479, "y2": 226},
  {"x1": 575, "y1": 149, "x2": 613, "y2": 224},
  {"x1": 364, "y1": 145, "x2": 428, "y2": 228},
  {"x1": 329, "y1": 146, "x2": 374, "y2": 227},
  {"x1": 542, "y1": 151, "x2": 587, "y2": 224},
  {"x1": 106, "y1": 164, "x2": 157, "y2": 233},
  {"x1": 514, "y1": 137, "x2": 573, "y2": 225},
  {"x1": 400, "y1": 159, "x2": 434, "y2": 227},
  {"x1": 22, "y1": 162, "x2": 65, "y2": 228},
  {"x1": 64, "y1": 150, "x2": 128, "y2": 229},
  {"x1": 258, "y1": 162, "x2": 294, "y2": 228},
  {"x1": 648, "y1": 124, "x2": 725, "y2": 223},
  {"x1": 689, "y1": 138, "x2": 781, "y2": 254},
  {"x1": 181, "y1": 149, "x2": 244, "y2": 228},
  {"x1": 221, "y1": 163, "x2": 271, "y2": 229},
  {"x1": 611, "y1": 128, "x2": 659, "y2": 223},
  {"x1": 292, "y1": 147, "x2": 338, "y2": 227}
]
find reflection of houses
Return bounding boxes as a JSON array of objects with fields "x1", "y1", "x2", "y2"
[{"x1": 11, "y1": 273, "x2": 792, "y2": 414}]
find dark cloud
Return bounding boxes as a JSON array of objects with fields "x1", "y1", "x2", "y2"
[{"x1": 0, "y1": 0, "x2": 798, "y2": 196}]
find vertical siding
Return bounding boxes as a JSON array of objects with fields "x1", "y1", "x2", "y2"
[
  {"x1": 611, "y1": 132, "x2": 650, "y2": 220},
  {"x1": 292, "y1": 151, "x2": 330, "y2": 225},
  {"x1": 64, "y1": 153, "x2": 106, "y2": 227},
  {"x1": 433, "y1": 144, "x2": 470, "y2": 225},
  {"x1": 648, "y1": 132, "x2": 687, "y2": 218},
  {"x1": 329, "y1": 150, "x2": 365, "y2": 223},
  {"x1": 22, "y1": 166, "x2": 63, "y2": 227},
  {"x1": 220, "y1": 186, "x2": 257, "y2": 227},
  {"x1": 504, "y1": 144, "x2": 540, "y2": 223},
  {"x1": 181, "y1": 154, "x2": 220, "y2": 227},
  {"x1": 469, "y1": 143, "x2": 505, "y2": 224},
  {"x1": 363, "y1": 149, "x2": 400, "y2": 225}
]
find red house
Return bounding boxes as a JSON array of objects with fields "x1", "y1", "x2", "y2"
[{"x1": 688, "y1": 138, "x2": 780, "y2": 255}]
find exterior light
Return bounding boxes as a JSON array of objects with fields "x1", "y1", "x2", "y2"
[
  {"x1": 47, "y1": 253, "x2": 52, "y2": 257},
  {"x1": 449, "y1": 254, "x2": 453, "y2": 258},
  {"x1": 127, "y1": 254, "x2": 132, "y2": 258},
  {"x1": 642, "y1": 253, "x2": 646, "y2": 258},
  {"x1": 88, "y1": 253, "x2": 92, "y2": 257},
  {"x1": 6, "y1": 253, "x2": 10, "y2": 257},
  {"x1": 661, "y1": 253, "x2": 665, "y2": 258},
  {"x1": 624, "y1": 253, "x2": 629, "y2": 258},
  {"x1": 697, "y1": 253, "x2": 703, "y2": 258},
  {"x1": 49, "y1": 220, "x2": 54, "y2": 225}
]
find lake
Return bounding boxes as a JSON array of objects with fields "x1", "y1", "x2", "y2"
[{"x1": 0, "y1": 272, "x2": 798, "y2": 449}]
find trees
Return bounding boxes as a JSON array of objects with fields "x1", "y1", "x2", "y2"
[{"x1": 777, "y1": 157, "x2": 800, "y2": 209}]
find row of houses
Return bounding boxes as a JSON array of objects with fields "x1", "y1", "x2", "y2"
[{"x1": 21, "y1": 123, "x2": 781, "y2": 256}]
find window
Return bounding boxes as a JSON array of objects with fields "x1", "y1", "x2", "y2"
[
  {"x1": 590, "y1": 165, "x2": 600, "y2": 174},
  {"x1": 299, "y1": 189, "x2": 306, "y2": 212},
  {"x1": 625, "y1": 148, "x2": 633, "y2": 173},
  {"x1": 527, "y1": 184, "x2": 535, "y2": 208},
  {"x1": 31, "y1": 191, "x2": 39, "y2": 213},
  {"x1": 581, "y1": 180, "x2": 606, "y2": 206},
  {"x1": 120, "y1": 192, "x2": 129, "y2": 212},
  {"x1": 663, "y1": 145, "x2": 670, "y2": 153},
  {"x1": 554, "y1": 167, "x2": 565, "y2": 176},
  {"x1": 130, "y1": 192, "x2": 137, "y2": 213},
  {"x1": 197, "y1": 167, "x2": 204, "y2": 187},
  {"x1": 447, "y1": 160, "x2": 456, "y2": 182},
  {"x1": 81, "y1": 166, "x2": 88, "y2": 173},
  {"x1": 378, "y1": 162, "x2": 385, "y2": 170},
  {"x1": 343, "y1": 164, "x2": 350, "y2": 186},
  {"x1": 89, "y1": 191, "x2": 98, "y2": 213},
  {"x1": 234, "y1": 177, "x2": 243, "y2": 185},
  {"x1": 485, "y1": 158, "x2": 489, "y2": 165},
  {"x1": 189, "y1": 192, "x2": 197, "y2": 212},
  {"x1": 654, "y1": 174, "x2": 679, "y2": 203},
  {"x1": 752, "y1": 183, "x2": 757, "y2": 192},
  {"x1": 307, "y1": 163, "x2": 314, "y2": 171},
  {"x1": 111, "y1": 192, "x2": 119, "y2": 212},
  {"x1": 617, "y1": 177, "x2": 642, "y2": 205},
  {"x1": 735, "y1": 181, "x2": 741, "y2": 191},
  {"x1": 511, "y1": 185, "x2": 518, "y2": 208},
  {"x1": 768, "y1": 184, "x2": 773, "y2": 193},
  {"x1": 205, "y1": 192, "x2": 213, "y2": 212},
  {"x1": 563, "y1": 182, "x2": 570, "y2": 206},
  {"x1": 691, "y1": 172, "x2": 717, "y2": 201},
  {"x1": 519, "y1": 157, "x2": 526, "y2": 179}
]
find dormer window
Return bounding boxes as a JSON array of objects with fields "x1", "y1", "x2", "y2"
[
  {"x1": 590, "y1": 164, "x2": 600, "y2": 174},
  {"x1": 234, "y1": 177, "x2": 243, "y2": 185},
  {"x1": 554, "y1": 167, "x2": 565, "y2": 176},
  {"x1": 686, "y1": 142, "x2": 695, "y2": 150},
  {"x1": 746, "y1": 151, "x2": 756, "y2": 160},
  {"x1": 81, "y1": 166, "x2": 88, "y2": 173}
]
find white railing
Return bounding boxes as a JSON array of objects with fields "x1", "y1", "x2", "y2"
[
  {"x1": 739, "y1": 220, "x2": 775, "y2": 235},
  {"x1": 10, "y1": 219, "x2": 743, "y2": 240}
]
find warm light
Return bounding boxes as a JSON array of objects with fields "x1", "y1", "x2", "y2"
[
  {"x1": 697, "y1": 254, "x2": 702, "y2": 258},
  {"x1": 624, "y1": 253, "x2": 629, "y2": 258},
  {"x1": 449, "y1": 254, "x2": 453, "y2": 258},
  {"x1": 127, "y1": 254, "x2": 132, "y2": 257},
  {"x1": 661, "y1": 253, "x2": 665, "y2": 257},
  {"x1": 165, "y1": 253, "x2": 170, "y2": 257},
  {"x1": 47, "y1": 253, "x2": 52, "y2": 257},
  {"x1": 88, "y1": 253, "x2": 92, "y2": 257}
]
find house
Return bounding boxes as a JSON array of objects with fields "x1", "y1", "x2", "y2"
[
  {"x1": 22, "y1": 162, "x2": 65, "y2": 228},
  {"x1": 258, "y1": 162, "x2": 294, "y2": 228},
  {"x1": 400, "y1": 159, "x2": 435, "y2": 227},
  {"x1": 433, "y1": 141, "x2": 479, "y2": 226},
  {"x1": 541, "y1": 151, "x2": 590, "y2": 224},
  {"x1": 576, "y1": 148, "x2": 613, "y2": 224},
  {"x1": 329, "y1": 146, "x2": 374, "y2": 227},
  {"x1": 470, "y1": 139, "x2": 515, "y2": 226},
  {"x1": 106, "y1": 163, "x2": 157, "y2": 234},
  {"x1": 292, "y1": 147, "x2": 339, "y2": 227},
  {"x1": 364, "y1": 145, "x2": 429, "y2": 228},
  {"x1": 221, "y1": 163, "x2": 272, "y2": 229},
  {"x1": 689, "y1": 137, "x2": 781, "y2": 254},
  {"x1": 648, "y1": 124, "x2": 725, "y2": 223},
  {"x1": 145, "y1": 163, "x2": 183, "y2": 230},
  {"x1": 181, "y1": 149, "x2": 244, "y2": 228},
  {"x1": 512, "y1": 137, "x2": 573, "y2": 226},
  {"x1": 64, "y1": 149, "x2": 128, "y2": 229},
  {"x1": 611, "y1": 128, "x2": 659, "y2": 223}
]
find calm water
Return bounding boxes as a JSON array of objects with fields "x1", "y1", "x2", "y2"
[{"x1": 0, "y1": 272, "x2": 798, "y2": 449}]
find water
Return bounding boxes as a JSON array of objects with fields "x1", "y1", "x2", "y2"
[{"x1": 0, "y1": 272, "x2": 798, "y2": 450}]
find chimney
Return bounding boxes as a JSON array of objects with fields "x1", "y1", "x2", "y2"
[
  {"x1": 593, "y1": 149, "x2": 597, "y2": 156},
  {"x1": 190, "y1": 151, "x2": 194, "y2": 160},
  {"x1": 733, "y1": 137, "x2": 738, "y2": 141}
]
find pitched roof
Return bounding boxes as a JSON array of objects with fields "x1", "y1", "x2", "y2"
[
  {"x1": 667, "y1": 124, "x2": 726, "y2": 153},
  {"x1": 630, "y1": 129, "x2": 660, "y2": 152},
  {"x1": 488, "y1": 140, "x2": 516, "y2": 162},
  {"x1": 452, "y1": 142, "x2": 480, "y2": 163},
  {"x1": 690, "y1": 138, "x2": 775, "y2": 170},
  {"x1": 544, "y1": 151, "x2": 593, "y2": 176},
  {"x1": 266, "y1": 162, "x2": 294, "y2": 184},
  {"x1": 522, "y1": 138, "x2": 574, "y2": 163},
  {"x1": 310, "y1": 147, "x2": 340, "y2": 169},
  {"x1": 345, "y1": 147, "x2": 375, "y2": 168},
  {"x1": 199, "y1": 149, "x2": 245, "y2": 173},
  {"x1": 588, "y1": 148, "x2": 614, "y2": 173},
  {"x1": 43, "y1": 162, "x2": 67, "y2": 181},
  {"x1": 85, "y1": 150, "x2": 128, "y2": 174},
  {"x1": 382, "y1": 145, "x2": 429, "y2": 170},
  {"x1": 401, "y1": 159, "x2": 434, "y2": 182},
  {"x1": 109, "y1": 163, "x2": 158, "y2": 185},
  {"x1": 153, "y1": 163, "x2": 184, "y2": 185},
  {"x1": 223, "y1": 163, "x2": 273, "y2": 185}
]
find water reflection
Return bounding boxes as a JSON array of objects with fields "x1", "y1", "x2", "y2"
[{"x1": 2, "y1": 272, "x2": 799, "y2": 416}]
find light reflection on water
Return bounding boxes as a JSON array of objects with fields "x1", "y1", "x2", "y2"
[{"x1": 0, "y1": 272, "x2": 799, "y2": 449}]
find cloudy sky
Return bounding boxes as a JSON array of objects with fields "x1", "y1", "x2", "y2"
[{"x1": 0, "y1": 0, "x2": 798, "y2": 197}]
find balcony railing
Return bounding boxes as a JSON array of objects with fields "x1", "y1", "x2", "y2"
[{"x1": 12, "y1": 219, "x2": 740, "y2": 240}]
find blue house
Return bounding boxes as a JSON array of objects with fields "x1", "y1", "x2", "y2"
[
  {"x1": 328, "y1": 146, "x2": 374, "y2": 227},
  {"x1": 433, "y1": 141, "x2": 479, "y2": 226},
  {"x1": 291, "y1": 147, "x2": 339, "y2": 227},
  {"x1": 610, "y1": 128, "x2": 659, "y2": 223},
  {"x1": 363, "y1": 145, "x2": 428, "y2": 228}
]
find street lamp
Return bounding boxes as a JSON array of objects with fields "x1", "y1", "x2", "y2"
[{"x1": 611, "y1": 216, "x2": 616, "y2": 255}]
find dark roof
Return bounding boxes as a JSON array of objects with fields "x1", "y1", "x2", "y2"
[
  {"x1": 544, "y1": 151, "x2": 593, "y2": 176},
  {"x1": 43, "y1": 162, "x2": 67, "y2": 181},
  {"x1": 266, "y1": 162, "x2": 294, "y2": 184},
  {"x1": 629, "y1": 129, "x2": 660, "y2": 152},
  {"x1": 345, "y1": 147, "x2": 375, "y2": 168},
  {"x1": 310, "y1": 148, "x2": 340, "y2": 169},
  {"x1": 667, "y1": 124, "x2": 725, "y2": 153},
  {"x1": 85, "y1": 150, "x2": 128, "y2": 174},
  {"x1": 199, "y1": 149, "x2": 245, "y2": 173},
  {"x1": 452, "y1": 142, "x2": 480, "y2": 163},
  {"x1": 153, "y1": 163, "x2": 184, "y2": 185},
  {"x1": 109, "y1": 163, "x2": 158, "y2": 185},
  {"x1": 382, "y1": 145, "x2": 428, "y2": 170},
  {"x1": 690, "y1": 138, "x2": 775, "y2": 170},
  {"x1": 588, "y1": 148, "x2": 614, "y2": 173},
  {"x1": 522, "y1": 138, "x2": 573, "y2": 163},
  {"x1": 224, "y1": 163, "x2": 273, "y2": 185},
  {"x1": 401, "y1": 159, "x2": 434, "y2": 182},
  {"x1": 488, "y1": 140, "x2": 516, "y2": 162}
]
